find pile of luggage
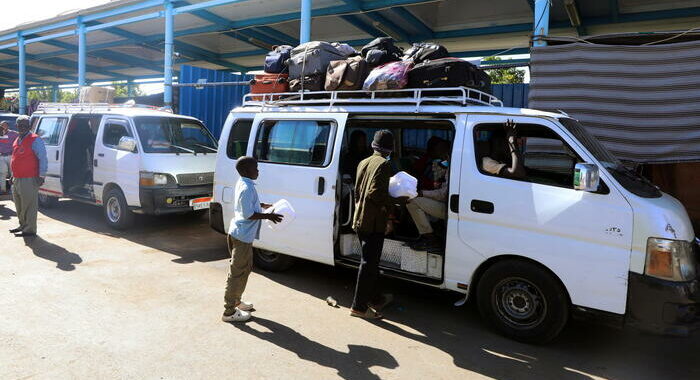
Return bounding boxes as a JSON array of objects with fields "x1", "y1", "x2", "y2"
[{"x1": 249, "y1": 37, "x2": 492, "y2": 96}]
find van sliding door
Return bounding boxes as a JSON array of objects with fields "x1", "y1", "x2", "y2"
[{"x1": 249, "y1": 113, "x2": 347, "y2": 265}]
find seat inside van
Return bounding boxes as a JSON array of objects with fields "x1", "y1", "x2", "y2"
[{"x1": 337, "y1": 117, "x2": 454, "y2": 280}]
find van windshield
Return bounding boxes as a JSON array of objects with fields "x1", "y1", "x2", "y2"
[
  {"x1": 133, "y1": 116, "x2": 217, "y2": 154},
  {"x1": 559, "y1": 118, "x2": 661, "y2": 198}
]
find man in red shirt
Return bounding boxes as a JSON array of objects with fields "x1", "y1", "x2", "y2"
[
  {"x1": 0, "y1": 121, "x2": 18, "y2": 194},
  {"x1": 10, "y1": 116, "x2": 47, "y2": 237}
]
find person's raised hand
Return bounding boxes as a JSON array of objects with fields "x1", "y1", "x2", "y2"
[{"x1": 267, "y1": 213, "x2": 284, "y2": 224}]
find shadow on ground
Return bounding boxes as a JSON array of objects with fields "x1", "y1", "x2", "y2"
[
  {"x1": 254, "y1": 262, "x2": 700, "y2": 380},
  {"x1": 0, "y1": 203, "x2": 17, "y2": 220},
  {"x1": 233, "y1": 317, "x2": 398, "y2": 380},
  {"x1": 39, "y1": 200, "x2": 228, "y2": 264},
  {"x1": 22, "y1": 235, "x2": 83, "y2": 271}
]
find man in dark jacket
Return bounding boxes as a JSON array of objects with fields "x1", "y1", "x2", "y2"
[{"x1": 350, "y1": 129, "x2": 406, "y2": 319}]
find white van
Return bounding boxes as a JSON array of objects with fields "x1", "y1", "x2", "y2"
[
  {"x1": 210, "y1": 88, "x2": 698, "y2": 343},
  {"x1": 30, "y1": 103, "x2": 217, "y2": 229}
]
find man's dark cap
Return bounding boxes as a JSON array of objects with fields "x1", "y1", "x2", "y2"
[{"x1": 371, "y1": 129, "x2": 394, "y2": 153}]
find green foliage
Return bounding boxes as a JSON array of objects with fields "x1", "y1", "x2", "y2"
[
  {"x1": 27, "y1": 88, "x2": 78, "y2": 103},
  {"x1": 112, "y1": 82, "x2": 144, "y2": 98},
  {"x1": 484, "y1": 57, "x2": 526, "y2": 85}
]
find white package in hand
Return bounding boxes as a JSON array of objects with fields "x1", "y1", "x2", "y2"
[
  {"x1": 389, "y1": 171, "x2": 418, "y2": 199},
  {"x1": 264, "y1": 199, "x2": 296, "y2": 230}
]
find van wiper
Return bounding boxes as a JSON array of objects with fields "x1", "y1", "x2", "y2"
[
  {"x1": 170, "y1": 144, "x2": 195, "y2": 154},
  {"x1": 192, "y1": 143, "x2": 218, "y2": 153}
]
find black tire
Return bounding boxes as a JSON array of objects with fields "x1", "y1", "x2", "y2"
[
  {"x1": 252, "y1": 247, "x2": 295, "y2": 272},
  {"x1": 103, "y1": 188, "x2": 134, "y2": 230},
  {"x1": 477, "y1": 260, "x2": 569, "y2": 344},
  {"x1": 38, "y1": 193, "x2": 59, "y2": 208}
]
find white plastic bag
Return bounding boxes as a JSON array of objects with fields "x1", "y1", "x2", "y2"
[
  {"x1": 389, "y1": 171, "x2": 418, "y2": 199},
  {"x1": 264, "y1": 199, "x2": 296, "y2": 231}
]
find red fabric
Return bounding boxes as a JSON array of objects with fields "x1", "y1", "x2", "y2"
[
  {"x1": 412, "y1": 155, "x2": 437, "y2": 190},
  {"x1": 11, "y1": 133, "x2": 39, "y2": 178}
]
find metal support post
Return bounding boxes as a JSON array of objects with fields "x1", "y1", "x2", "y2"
[
  {"x1": 300, "y1": 0, "x2": 312, "y2": 43},
  {"x1": 52, "y1": 85, "x2": 58, "y2": 102},
  {"x1": 78, "y1": 19, "x2": 87, "y2": 89},
  {"x1": 533, "y1": 0, "x2": 550, "y2": 47},
  {"x1": 164, "y1": 0, "x2": 174, "y2": 108},
  {"x1": 18, "y1": 32, "x2": 26, "y2": 115}
]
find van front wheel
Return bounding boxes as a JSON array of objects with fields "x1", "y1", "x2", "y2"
[
  {"x1": 103, "y1": 188, "x2": 134, "y2": 230},
  {"x1": 477, "y1": 260, "x2": 569, "y2": 344},
  {"x1": 252, "y1": 248, "x2": 295, "y2": 272}
]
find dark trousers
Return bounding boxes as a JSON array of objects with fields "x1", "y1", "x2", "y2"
[{"x1": 351, "y1": 232, "x2": 385, "y2": 312}]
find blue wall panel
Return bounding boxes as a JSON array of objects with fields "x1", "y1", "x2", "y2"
[
  {"x1": 178, "y1": 65, "x2": 252, "y2": 138},
  {"x1": 492, "y1": 83, "x2": 529, "y2": 108}
]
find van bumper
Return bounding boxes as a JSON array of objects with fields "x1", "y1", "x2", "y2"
[
  {"x1": 138, "y1": 185, "x2": 213, "y2": 215},
  {"x1": 626, "y1": 271, "x2": 700, "y2": 336}
]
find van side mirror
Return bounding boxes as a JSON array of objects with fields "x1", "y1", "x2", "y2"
[
  {"x1": 117, "y1": 136, "x2": 137, "y2": 152},
  {"x1": 574, "y1": 163, "x2": 600, "y2": 192}
]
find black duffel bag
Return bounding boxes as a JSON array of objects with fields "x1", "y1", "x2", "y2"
[
  {"x1": 408, "y1": 58, "x2": 491, "y2": 92},
  {"x1": 402, "y1": 42, "x2": 449, "y2": 64},
  {"x1": 361, "y1": 37, "x2": 403, "y2": 67}
]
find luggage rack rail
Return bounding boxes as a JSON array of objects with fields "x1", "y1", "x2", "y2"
[
  {"x1": 36, "y1": 102, "x2": 162, "y2": 114},
  {"x1": 242, "y1": 87, "x2": 503, "y2": 110}
]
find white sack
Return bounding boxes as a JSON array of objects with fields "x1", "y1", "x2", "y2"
[
  {"x1": 264, "y1": 199, "x2": 296, "y2": 230},
  {"x1": 389, "y1": 171, "x2": 418, "y2": 199}
]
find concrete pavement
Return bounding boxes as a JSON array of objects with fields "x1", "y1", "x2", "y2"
[{"x1": 1, "y1": 199, "x2": 699, "y2": 379}]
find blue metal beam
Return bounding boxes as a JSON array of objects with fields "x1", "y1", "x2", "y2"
[
  {"x1": 300, "y1": 0, "x2": 312, "y2": 43},
  {"x1": 341, "y1": 15, "x2": 383, "y2": 37},
  {"x1": 364, "y1": 11, "x2": 410, "y2": 41},
  {"x1": 164, "y1": 0, "x2": 174, "y2": 107},
  {"x1": 391, "y1": 7, "x2": 433, "y2": 39},
  {"x1": 533, "y1": 0, "x2": 550, "y2": 47},
  {"x1": 78, "y1": 19, "x2": 87, "y2": 87},
  {"x1": 18, "y1": 33, "x2": 26, "y2": 114},
  {"x1": 254, "y1": 26, "x2": 298, "y2": 46}
]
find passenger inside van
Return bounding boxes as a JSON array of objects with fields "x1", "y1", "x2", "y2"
[
  {"x1": 412, "y1": 137, "x2": 450, "y2": 190},
  {"x1": 342, "y1": 130, "x2": 371, "y2": 180},
  {"x1": 406, "y1": 159, "x2": 449, "y2": 250},
  {"x1": 478, "y1": 120, "x2": 526, "y2": 179}
]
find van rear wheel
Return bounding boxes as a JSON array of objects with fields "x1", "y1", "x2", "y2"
[
  {"x1": 38, "y1": 193, "x2": 59, "y2": 208},
  {"x1": 103, "y1": 188, "x2": 134, "y2": 230},
  {"x1": 252, "y1": 248, "x2": 295, "y2": 272},
  {"x1": 477, "y1": 260, "x2": 569, "y2": 344}
]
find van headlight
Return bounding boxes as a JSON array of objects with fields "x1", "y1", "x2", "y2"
[
  {"x1": 645, "y1": 238, "x2": 697, "y2": 281},
  {"x1": 140, "y1": 171, "x2": 174, "y2": 187}
]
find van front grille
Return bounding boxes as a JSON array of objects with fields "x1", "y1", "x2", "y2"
[{"x1": 176, "y1": 172, "x2": 214, "y2": 186}]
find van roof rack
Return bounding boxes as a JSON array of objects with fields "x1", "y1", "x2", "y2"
[
  {"x1": 36, "y1": 102, "x2": 165, "y2": 114},
  {"x1": 242, "y1": 87, "x2": 503, "y2": 111}
]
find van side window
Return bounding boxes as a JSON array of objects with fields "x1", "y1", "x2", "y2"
[
  {"x1": 254, "y1": 120, "x2": 332, "y2": 166},
  {"x1": 474, "y1": 123, "x2": 583, "y2": 189},
  {"x1": 35, "y1": 117, "x2": 68, "y2": 146},
  {"x1": 226, "y1": 119, "x2": 253, "y2": 159},
  {"x1": 103, "y1": 122, "x2": 132, "y2": 148}
]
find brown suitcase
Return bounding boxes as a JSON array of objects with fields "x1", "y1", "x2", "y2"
[
  {"x1": 250, "y1": 73, "x2": 289, "y2": 100},
  {"x1": 325, "y1": 56, "x2": 369, "y2": 91}
]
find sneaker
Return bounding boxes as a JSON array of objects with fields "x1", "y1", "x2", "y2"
[
  {"x1": 237, "y1": 300, "x2": 254, "y2": 311},
  {"x1": 222, "y1": 308, "x2": 251, "y2": 323}
]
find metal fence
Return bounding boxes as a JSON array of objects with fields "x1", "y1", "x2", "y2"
[{"x1": 492, "y1": 83, "x2": 529, "y2": 109}]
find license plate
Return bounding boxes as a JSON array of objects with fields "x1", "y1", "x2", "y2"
[{"x1": 189, "y1": 197, "x2": 212, "y2": 210}]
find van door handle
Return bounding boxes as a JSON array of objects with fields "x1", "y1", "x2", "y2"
[
  {"x1": 471, "y1": 199, "x2": 494, "y2": 214},
  {"x1": 449, "y1": 194, "x2": 459, "y2": 213},
  {"x1": 55, "y1": 151, "x2": 59, "y2": 160},
  {"x1": 98, "y1": 153, "x2": 104, "y2": 157},
  {"x1": 93, "y1": 159, "x2": 98, "y2": 167},
  {"x1": 317, "y1": 177, "x2": 325, "y2": 195}
]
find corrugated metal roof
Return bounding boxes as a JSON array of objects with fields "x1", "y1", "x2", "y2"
[{"x1": 0, "y1": 0, "x2": 698, "y2": 87}]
